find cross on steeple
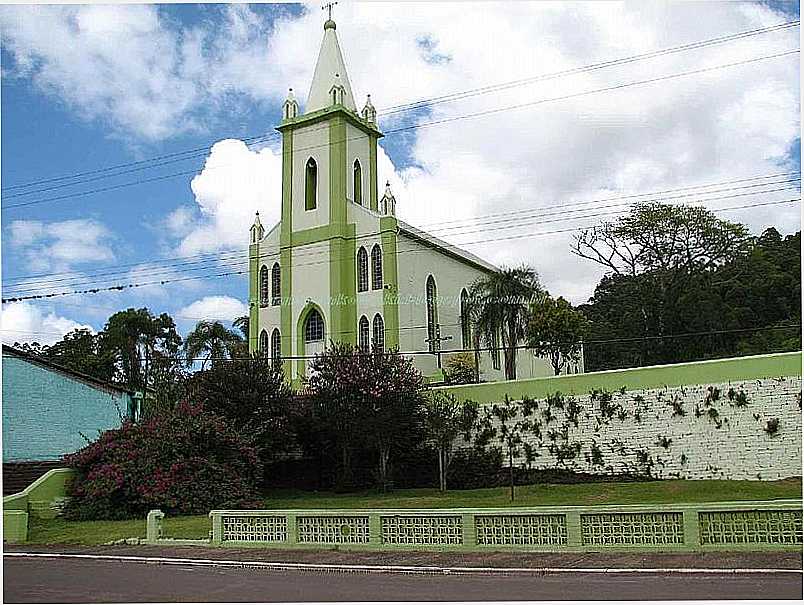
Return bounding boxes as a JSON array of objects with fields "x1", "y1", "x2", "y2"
[{"x1": 322, "y1": 1, "x2": 338, "y2": 21}]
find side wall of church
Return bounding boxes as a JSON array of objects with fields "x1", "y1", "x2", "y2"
[{"x1": 291, "y1": 123, "x2": 331, "y2": 232}]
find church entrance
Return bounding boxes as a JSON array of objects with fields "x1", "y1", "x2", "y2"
[{"x1": 304, "y1": 308, "x2": 326, "y2": 374}]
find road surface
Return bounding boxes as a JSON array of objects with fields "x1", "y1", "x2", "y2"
[{"x1": 4, "y1": 556, "x2": 802, "y2": 602}]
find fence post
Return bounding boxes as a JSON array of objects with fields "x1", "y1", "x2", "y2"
[
  {"x1": 286, "y1": 513, "x2": 298, "y2": 546},
  {"x1": 462, "y1": 513, "x2": 476, "y2": 548},
  {"x1": 683, "y1": 507, "x2": 700, "y2": 550},
  {"x1": 210, "y1": 511, "x2": 222, "y2": 545},
  {"x1": 370, "y1": 513, "x2": 382, "y2": 546},
  {"x1": 146, "y1": 509, "x2": 164, "y2": 544},
  {"x1": 566, "y1": 510, "x2": 582, "y2": 548}
]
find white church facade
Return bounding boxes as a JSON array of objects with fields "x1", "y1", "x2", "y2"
[{"x1": 248, "y1": 17, "x2": 581, "y2": 384}]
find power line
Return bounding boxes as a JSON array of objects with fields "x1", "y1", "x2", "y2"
[
  {"x1": 3, "y1": 170, "x2": 797, "y2": 288},
  {"x1": 3, "y1": 19, "x2": 797, "y2": 196},
  {"x1": 3, "y1": 197, "x2": 798, "y2": 303},
  {"x1": 3, "y1": 183, "x2": 798, "y2": 296},
  {"x1": 2, "y1": 48, "x2": 798, "y2": 212}
]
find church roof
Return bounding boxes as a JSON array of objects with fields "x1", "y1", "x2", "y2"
[
  {"x1": 305, "y1": 20, "x2": 357, "y2": 113},
  {"x1": 397, "y1": 220, "x2": 498, "y2": 274}
]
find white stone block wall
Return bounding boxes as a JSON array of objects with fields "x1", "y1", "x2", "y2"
[{"x1": 475, "y1": 377, "x2": 802, "y2": 481}]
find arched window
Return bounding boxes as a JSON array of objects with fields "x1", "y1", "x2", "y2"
[
  {"x1": 371, "y1": 244, "x2": 383, "y2": 290},
  {"x1": 259, "y1": 329, "x2": 269, "y2": 354},
  {"x1": 426, "y1": 275, "x2": 438, "y2": 353},
  {"x1": 271, "y1": 263, "x2": 281, "y2": 306},
  {"x1": 372, "y1": 314, "x2": 385, "y2": 352},
  {"x1": 460, "y1": 288, "x2": 471, "y2": 349},
  {"x1": 259, "y1": 265, "x2": 269, "y2": 306},
  {"x1": 304, "y1": 309, "x2": 325, "y2": 343},
  {"x1": 353, "y1": 159, "x2": 363, "y2": 206},
  {"x1": 271, "y1": 328, "x2": 281, "y2": 362},
  {"x1": 357, "y1": 247, "x2": 369, "y2": 292},
  {"x1": 358, "y1": 316, "x2": 370, "y2": 352},
  {"x1": 305, "y1": 158, "x2": 317, "y2": 210}
]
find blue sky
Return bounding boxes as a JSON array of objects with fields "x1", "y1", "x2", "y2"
[{"x1": 1, "y1": 2, "x2": 800, "y2": 345}]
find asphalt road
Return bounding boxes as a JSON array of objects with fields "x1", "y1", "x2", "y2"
[{"x1": 4, "y1": 557, "x2": 803, "y2": 602}]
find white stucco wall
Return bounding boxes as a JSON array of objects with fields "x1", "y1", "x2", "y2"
[{"x1": 291, "y1": 122, "x2": 331, "y2": 232}]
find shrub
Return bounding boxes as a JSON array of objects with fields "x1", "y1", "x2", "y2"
[
  {"x1": 447, "y1": 446, "x2": 504, "y2": 490},
  {"x1": 63, "y1": 402, "x2": 262, "y2": 520},
  {"x1": 443, "y1": 352, "x2": 477, "y2": 384}
]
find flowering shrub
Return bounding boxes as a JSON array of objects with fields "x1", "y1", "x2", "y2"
[{"x1": 63, "y1": 401, "x2": 262, "y2": 520}]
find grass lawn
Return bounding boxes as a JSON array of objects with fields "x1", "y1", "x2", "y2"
[{"x1": 26, "y1": 478, "x2": 801, "y2": 545}]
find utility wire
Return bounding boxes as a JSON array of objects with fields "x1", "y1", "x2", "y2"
[
  {"x1": 3, "y1": 170, "x2": 797, "y2": 287},
  {"x1": 3, "y1": 197, "x2": 798, "y2": 303},
  {"x1": 3, "y1": 19, "x2": 798, "y2": 195},
  {"x1": 3, "y1": 47, "x2": 798, "y2": 212}
]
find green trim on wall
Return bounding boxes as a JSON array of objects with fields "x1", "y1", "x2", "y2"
[
  {"x1": 277, "y1": 105, "x2": 383, "y2": 139},
  {"x1": 369, "y1": 134, "x2": 378, "y2": 212},
  {"x1": 290, "y1": 224, "x2": 340, "y2": 247},
  {"x1": 295, "y1": 300, "x2": 327, "y2": 380},
  {"x1": 280, "y1": 129, "x2": 294, "y2": 376},
  {"x1": 380, "y1": 216, "x2": 400, "y2": 350},
  {"x1": 436, "y1": 352, "x2": 803, "y2": 404},
  {"x1": 248, "y1": 242, "x2": 259, "y2": 353},
  {"x1": 329, "y1": 117, "x2": 347, "y2": 227}
]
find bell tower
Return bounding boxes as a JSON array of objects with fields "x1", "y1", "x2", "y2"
[{"x1": 275, "y1": 16, "x2": 384, "y2": 376}]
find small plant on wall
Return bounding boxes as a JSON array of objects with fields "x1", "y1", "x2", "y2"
[
  {"x1": 727, "y1": 388, "x2": 750, "y2": 407},
  {"x1": 764, "y1": 418, "x2": 780, "y2": 437},
  {"x1": 704, "y1": 386, "x2": 721, "y2": 406},
  {"x1": 656, "y1": 435, "x2": 673, "y2": 449}
]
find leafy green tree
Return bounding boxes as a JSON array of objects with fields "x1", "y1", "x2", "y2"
[
  {"x1": 183, "y1": 320, "x2": 243, "y2": 369},
  {"x1": 14, "y1": 329, "x2": 115, "y2": 383},
  {"x1": 100, "y1": 307, "x2": 182, "y2": 396},
  {"x1": 527, "y1": 296, "x2": 589, "y2": 375},
  {"x1": 190, "y1": 354, "x2": 294, "y2": 464},
  {"x1": 233, "y1": 315, "x2": 250, "y2": 339},
  {"x1": 490, "y1": 395, "x2": 527, "y2": 502},
  {"x1": 469, "y1": 265, "x2": 544, "y2": 380},
  {"x1": 422, "y1": 391, "x2": 478, "y2": 491}
]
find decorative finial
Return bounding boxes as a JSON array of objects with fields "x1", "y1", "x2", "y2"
[{"x1": 323, "y1": 1, "x2": 338, "y2": 28}]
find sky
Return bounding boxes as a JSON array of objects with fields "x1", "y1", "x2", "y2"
[{"x1": 1, "y1": 1, "x2": 800, "y2": 346}]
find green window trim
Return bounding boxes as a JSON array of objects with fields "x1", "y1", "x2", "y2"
[
  {"x1": 305, "y1": 157, "x2": 318, "y2": 211},
  {"x1": 353, "y1": 159, "x2": 363, "y2": 206}
]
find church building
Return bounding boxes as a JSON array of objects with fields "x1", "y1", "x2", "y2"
[{"x1": 248, "y1": 17, "x2": 581, "y2": 383}]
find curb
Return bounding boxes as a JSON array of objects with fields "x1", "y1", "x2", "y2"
[{"x1": 6, "y1": 552, "x2": 803, "y2": 576}]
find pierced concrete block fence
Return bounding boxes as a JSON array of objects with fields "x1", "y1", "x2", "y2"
[{"x1": 146, "y1": 500, "x2": 803, "y2": 552}]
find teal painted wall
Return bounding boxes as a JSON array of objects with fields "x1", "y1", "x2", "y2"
[{"x1": 2, "y1": 355, "x2": 132, "y2": 462}]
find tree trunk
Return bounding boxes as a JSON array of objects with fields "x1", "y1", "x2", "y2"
[
  {"x1": 379, "y1": 447, "x2": 390, "y2": 492},
  {"x1": 437, "y1": 448, "x2": 445, "y2": 492},
  {"x1": 509, "y1": 447, "x2": 515, "y2": 502}
]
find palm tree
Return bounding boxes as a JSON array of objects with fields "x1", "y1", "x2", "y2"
[
  {"x1": 233, "y1": 315, "x2": 249, "y2": 339},
  {"x1": 183, "y1": 320, "x2": 244, "y2": 370},
  {"x1": 469, "y1": 265, "x2": 544, "y2": 380}
]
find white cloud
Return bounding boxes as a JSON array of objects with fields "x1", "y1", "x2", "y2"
[
  {"x1": 1, "y1": 301, "x2": 93, "y2": 345},
  {"x1": 4, "y1": 2, "x2": 799, "y2": 303},
  {"x1": 177, "y1": 296, "x2": 248, "y2": 323},
  {"x1": 7, "y1": 218, "x2": 115, "y2": 273}
]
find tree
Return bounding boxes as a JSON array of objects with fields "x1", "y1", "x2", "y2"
[
  {"x1": 233, "y1": 315, "x2": 250, "y2": 339},
  {"x1": 306, "y1": 343, "x2": 424, "y2": 491},
  {"x1": 527, "y1": 296, "x2": 589, "y2": 375},
  {"x1": 45, "y1": 329, "x2": 115, "y2": 382},
  {"x1": 422, "y1": 391, "x2": 478, "y2": 491},
  {"x1": 574, "y1": 203, "x2": 752, "y2": 366},
  {"x1": 469, "y1": 265, "x2": 544, "y2": 380},
  {"x1": 100, "y1": 308, "x2": 182, "y2": 395},
  {"x1": 183, "y1": 320, "x2": 243, "y2": 369},
  {"x1": 190, "y1": 354, "x2": 294, "y2": 464},
  {"x1": 490, "y1": 395, "x2": 527, "y2": 502}
]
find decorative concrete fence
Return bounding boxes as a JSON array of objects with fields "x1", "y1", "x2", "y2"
[
  {"x1": 146, "y1": 500, "x2": 803, "y2": 552},
  {"x1": 3, "y1": 468, "x2": 75, "y2": 544}
]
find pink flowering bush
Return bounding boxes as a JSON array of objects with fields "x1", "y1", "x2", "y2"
[{"x1": 63, "y1": 401, "x2": 262, "y2": 520}]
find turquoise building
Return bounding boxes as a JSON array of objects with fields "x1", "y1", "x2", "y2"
[{"x1": 2, "y1": 345, "x2": 138, "y2": 462}]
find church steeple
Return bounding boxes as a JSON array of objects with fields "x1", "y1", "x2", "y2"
[{"x1": 305, "y1": 17, "x2": 357, "y2": 113}]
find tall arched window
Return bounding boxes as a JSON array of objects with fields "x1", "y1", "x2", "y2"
[
  {"x1": 259, "y1": 329, "x2": 269, "y2": 354},
  {"x1": 259, "y1": 266, "x2": 269, "y2": 306},
  {"x1": 358, "y1": 316, "x2": 370, "y2": 352},
  {"x1": 271, "y1": 328, "x2": 281, "y2": 362},
  {"x1": 305, "y1": 158, "x2": 317, "y2": 210},
  {"x1": 460, "y1": 288, "x2": 471, "y2": 349},
  {"x1": 353, "y1": 159, "x2": 363, "y2": 206},
  {"x1": 372, "y1": 314, "x2": 385, "y2": 352},
  {"x1": 271, "y1": 263, "x2": 281, "y2": 306},
  {"x1": 426, "y1": 275, "x2": 438, "y2": 353},
  {"x1": 304, "y1": 309, "x2": 325, "y2": 343},
  {"x1": 357, "y1": 247, "x2": 369, "y2": 292},
  {"x1": 371, "y1": 244, "x2": 383, "y2": 290}
]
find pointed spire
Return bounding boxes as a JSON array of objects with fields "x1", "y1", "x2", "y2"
[
  {"x1": 250, "y1": 211, "x2": 265, "y2": 243},
  {"x1": 380, "y1": 181, "x2": 396, "y2": 216},
  {"x1": 306, "y1": 18, "x2": 357, "y2": 113},
  {"x1": 361, "y1": 94, "x2": 376, "y2": 124}
]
